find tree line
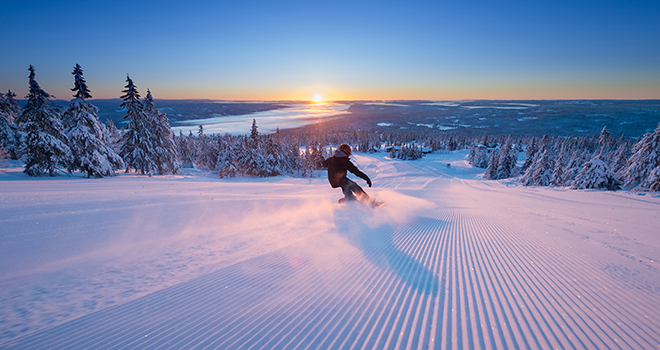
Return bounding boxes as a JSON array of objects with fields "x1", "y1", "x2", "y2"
[
  {"x1": 467, "y1": 125, "x2": 660, "y2": 191},
  {"x1": 2, "y1": 65, "x2": 659, "y2": 191}
]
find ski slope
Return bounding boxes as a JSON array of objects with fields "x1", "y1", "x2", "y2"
[{"x1": 1, "y1": 151, "x2": 659, "y2": 349}]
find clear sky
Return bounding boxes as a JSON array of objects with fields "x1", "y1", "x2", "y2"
[{"x1": 2, "y1": 0, "x2": 659, "y2": 101}]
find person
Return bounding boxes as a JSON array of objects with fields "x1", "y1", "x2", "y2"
[{"x1": 322, "y1": 143, "x2": 372, "y2": 203}]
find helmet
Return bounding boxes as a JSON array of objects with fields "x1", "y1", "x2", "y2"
[{"x1": 339, "y1": 143, "x2": 351, "y2": 156}]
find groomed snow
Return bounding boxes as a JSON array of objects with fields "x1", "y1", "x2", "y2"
[{"x1": 1, "y1": 151, "x2": 659, "y2": 349}]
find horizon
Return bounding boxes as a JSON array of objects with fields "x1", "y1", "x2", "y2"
[
  {"x1": 2, "y1": 1, "x2": 659, "y2": 101},
  {"x1": 10, "y1": 97, "x2": 660, "y2": 103}
]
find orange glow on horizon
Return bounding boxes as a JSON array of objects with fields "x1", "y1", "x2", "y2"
[{"x1": 86, "y1": 83, "x2": 660, "y2": 101}]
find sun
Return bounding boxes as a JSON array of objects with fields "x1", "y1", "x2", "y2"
[{"x1": 313, "y1": 93, "x2": 323, "y2": 103}]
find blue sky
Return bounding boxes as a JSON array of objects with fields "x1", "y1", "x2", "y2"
[{"x1": 1, "y1": 0, "x2": 659, "y2": 100}]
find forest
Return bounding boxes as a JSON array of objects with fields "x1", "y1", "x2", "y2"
[{"x1": 1, "y1": 65, "x2": 659, "y2": 192}]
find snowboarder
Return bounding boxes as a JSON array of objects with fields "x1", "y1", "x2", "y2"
[{"x1": 322, "y1": 144, "x2": 373, "y2": 204}]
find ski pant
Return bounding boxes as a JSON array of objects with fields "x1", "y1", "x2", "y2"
[{"x1": 339, "y1": 178, "x2": 368, "y2": 201}]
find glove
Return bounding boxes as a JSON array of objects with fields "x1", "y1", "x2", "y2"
[{"x1": 366, "y1": 178, "x2": 372, "y2": 187}]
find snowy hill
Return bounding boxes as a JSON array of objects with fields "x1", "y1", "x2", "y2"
[{"x1": 1, "y1": 151, "x2": 659, "y2": 349}]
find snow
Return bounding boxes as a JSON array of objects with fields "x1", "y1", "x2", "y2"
[
  {"x1": 1, "y1": 151, "x2": 660, "y2": 349},
  {"x1": 171, "y1": 103, "x2": 350, "y2": 135}
]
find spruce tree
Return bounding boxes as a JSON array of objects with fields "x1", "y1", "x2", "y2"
[
  {"x1": 484, "y1": 149, "x2": 499, "y2": 180},
  {"x1": 572, "y1": 157, "x2": 618, "y2": 190},
  {"x1": 496, "y1": 137, "x2": 516, "y2": 179},
  {"x1": 16, "y1": 65, "x2": 72, "y2": 176},
  {"x1": 249, "y1": 118, "x2": 259, "y2": 148},
  {"x1": 144, "y1": 90, "x2": 179, "y2": 174},
  {"x1": 63, "y1": 64, "x2": 124, "y2": 177},
  {"x1": 521, "y1": 138, "x2": 537, "y2": 172},
  {"x1": 549, "y1": 149, "x2": 566, "y2": 187},
  {"x1": 623, "y1": 123, "x2": 660, "y2": 189},
  {"x1": 177, "y1": 130, "x2": 194, "y2": 168},
  {"x1": 0, "y1": 91, "x2": 20, "y2": 159},
  {"x1": 1, "y1": 90, "x2": 21, "y2": 123},
  {"x1": 103, "y1": 119, "x2": 122, "y2": 153},
  {"x1": 643, "y1": 166, "x2": 660, "y2": 191},
  {"x1": 195, "y1": 125, "x2": 216, "y2": 170},
  {"x1": 119, "y1": 75, "x2": 156, "y2": 174},
  {"x1": 216, "y1": 137, "x2": 238, "y2": 178}
]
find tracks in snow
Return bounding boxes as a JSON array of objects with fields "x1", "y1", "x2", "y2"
[{"x1": 6, "y1": 205, "x2": 659, "y2": 349}]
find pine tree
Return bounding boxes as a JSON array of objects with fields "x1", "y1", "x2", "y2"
[
  {"x1": 263, "y1": 136, "x2": 282, "y2": 176},
  {"x1": 216, "y1": 137, "x2": 238, "y2": 178},
  {"x1": 0, "y1": 90, "x2": 21, "y2": 124},
  {"x1": 623, "y1": 123, "x2": 660, "y2": 190},
  {"x1": 496, "y1": 137, "x2": 516, "y2": 179},
  {"x1": 598, "y1": 125, "x2": 611, "y2": 145},
  {"x1": 531, "y1": 147, "x2": 553, "y2": 186},
  {"x1": 484, "y1": 149, "x2": 499, "y2": 180},
  {"x1": 144, "y1": 90, "x2": 179, "y2": 174},
  {"x1": 103, "y1": 119, "x2": 122, "y2": 153},
  {"x1": 249, "y1": 118, "x2": 259, "y2": 149},
  {"x1": 468, "y1": 143, "x2": 489, "y2": 168},
  {"x1": 16, "y1": 66, "x2": 72, "y2": 176},
  {"x1": 63, "y1": 64, "x2": 124, "y2": 177},
  {"x1": 520, "y1": 139, "x2": 553, "y2": 186},
  {"x1": 119, "y1": 75, "x2": 156, "y2": 174},
  {"x1": 0, "y1": 91, "x2": 20, "y2": 159},
  {"x1": 521, "y1": 138, "x2": 537, "y2": 172},
  {"x1": 195, "y1": 125, "x2": 217, "y2": 171},
  {"x1": 549, "y1": 149, "x2": 567, "y2": 187},
  {"x1": 177, "y1": 130, "x2": 194, "y2": 168},
  {"x1": 572, "y1": 157, "x2": 618, "y2": 190},
  {"x1": 643, "y1": 166, "x2": 660, "y2": 191}
]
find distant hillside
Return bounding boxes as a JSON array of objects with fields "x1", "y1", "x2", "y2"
[
  {"x1": 21, "y1": 99, "x2": 660, "y2": 138},
  {"x1": 296, "y1": 100, "x2": 660, "y2": 138}
]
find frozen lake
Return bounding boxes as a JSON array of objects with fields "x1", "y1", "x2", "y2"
[{"x1": 171, "y1": 103, "x2": 350, "y2": 135}]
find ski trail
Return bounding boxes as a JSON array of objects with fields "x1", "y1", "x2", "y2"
[
  {"x1": 4, "y1": 154, "x2": 660, "y2": 349},
  {"x1": 6, "y1": 206, "x2": 660, "y2": 349}
]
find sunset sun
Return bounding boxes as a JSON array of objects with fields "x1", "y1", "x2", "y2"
[{"x1": 313, "y1": 93, "x2": 323, "y2": 103}]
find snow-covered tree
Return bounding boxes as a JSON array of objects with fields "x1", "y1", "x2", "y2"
[
  {"x1": 63, "y1": 64, "x2": 124, "y2": 177},
  {"x1": 0, "y1": 144, "x2": 9, "y2": 164},
  {"x1": 249, "y1": 118, "x2": 259, "y2": 148},
  {"x1": 623, "y1": 123, "x2": 660, "y2": 190},
  {"x1": 597, "y1": 125, "x2": 613, "y2": 151},
  {"x1": 262, "y1": 136, "x2": 282, "y2": 176},
  {"x1": 195, "y1": 125, "x2": 218, "y2": 171},
  {"x1": 496, "y1": 137, "x2": 517, "y2": 179},
  {"x1": 103, "y1": 119, "x2": 122, "y2": 153},
  {"x1": 468, "y1": 143, "x2": 488, "y2": 168},
  {"x1": 177, "y1": 130, "x2": 195, "y2": 168},
  {"x1": 643, "y1": 165, "x2": 660, "y2": 192},
  {"x1": 119, "y1": 75, "x2": 156, "y2": 174},
  {"x1": 521, "y1": 137, "x2": 537, "y2": 172},
  {"x1": 571, "y1": 158, "x2": 618, "y2": 190},
  {"x1": 520, "y1": 138, "x2": 554, "y2": 186},
  {"x1": 484, "y1": 148, "x2": 499, "y2": 180},
  {"x1": 563, "y1": 149, "x2": 587, "y2": 186},
  {"x1": 0, "y1": 91, "x2": 20, "y2": 159},
  {"x1": 216, "y1": 137, "x2": 239, "y2": 178},
  {"x1": 16, "y1": 65, "x2": 72, "y2": 176},
  {"x1": 610, "y1": 142, "x2": 630, "y2": 174},
  {"x1": 549, "y1": 150, "x2": 566, "y2": 187},
  {"x1": 144, "y1": 90, "x2": 179, "y2": 174},
  {"x1": 0, "y1": 89, "x2": 21, "y2": 124}
]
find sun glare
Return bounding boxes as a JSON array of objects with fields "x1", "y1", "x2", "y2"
[{"x1": 313, "y1": 94, "x2": 323, "y2": 103}]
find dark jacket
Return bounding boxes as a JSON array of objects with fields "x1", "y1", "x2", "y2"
[{"x1": 322, "y1": 150, "x2": 370, "y2": 188}]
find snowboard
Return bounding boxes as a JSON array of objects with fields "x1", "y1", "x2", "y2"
[{"x1": 338, "y1": 197, "x2": 385, "y2": 208}]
